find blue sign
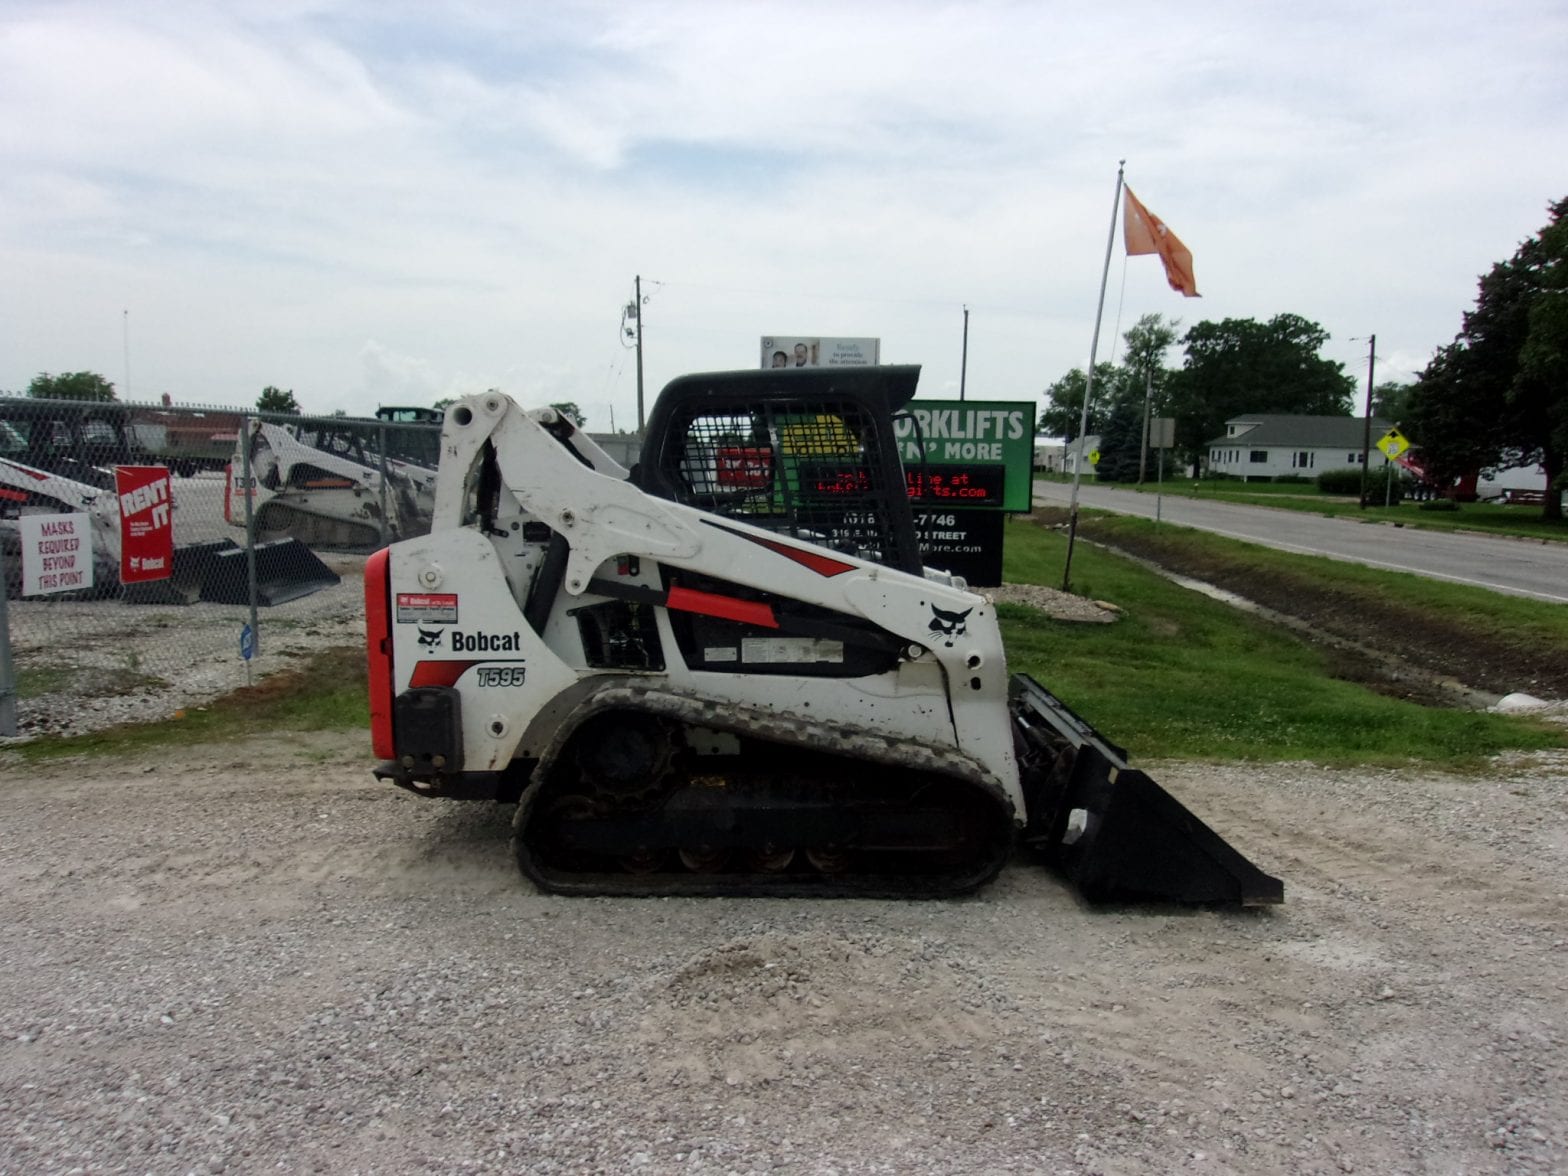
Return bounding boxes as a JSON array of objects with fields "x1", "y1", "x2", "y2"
[{"x1": 240, "y1": 623, "x2": 254, "y2": 661}]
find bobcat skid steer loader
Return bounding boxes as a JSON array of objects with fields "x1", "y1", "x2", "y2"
[
  {"x1": 228, "y1": 419, "x2": 437, "y2": 552},
  {"x1": 365, "y1": 367, "x2": 1282, "y2": 904}
]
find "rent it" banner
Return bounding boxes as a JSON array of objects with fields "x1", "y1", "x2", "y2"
[{"x1": 115, "y1": 465, "x2": 173, "y2": 584}]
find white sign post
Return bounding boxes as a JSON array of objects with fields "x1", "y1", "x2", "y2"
[{"x1": 18, "y1": 513, "x2": 94, "y2": 596}]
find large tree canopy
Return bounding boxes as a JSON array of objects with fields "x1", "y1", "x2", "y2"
[
  {"x1": 1038, "y1": 363, "x2": 1120, "y2": 440},
  {"x1": 1039, "y1": 313, "x2": 1179, "y2": 446},
  {"x1": 257, "y1": 385, "x2": 301, "y2": 415},
  {"x1": 1165, "y1": 314, "x2": 1356, "y2": 472},
  {"x1": 1406, "y1": 197, "x2": 1566, "y2": 519},
  {"x1": 1371, "y1": 379, "x2": 1414, "y2": 422},
  {"x1": 29, "y1": 371, "x2": 117, "y2": 402},
  {"x1": 1119, "y1": 312, "x2": 1180, "y2": 387}
]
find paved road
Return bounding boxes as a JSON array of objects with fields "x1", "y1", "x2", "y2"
[{"x1": 1033, "y1": 480, "x2": 1568, "y2": 604}]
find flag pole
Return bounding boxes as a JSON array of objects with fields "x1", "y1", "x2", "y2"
[{"x1": 1061, "y1": 160, "x2": 1126, "y2": 593}]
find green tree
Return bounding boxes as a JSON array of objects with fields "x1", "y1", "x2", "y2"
[
  {"x1": 1040, "y1": 317, "x2": 1178, "y2": 442},
  {"x1": 257, "y1": 386, "x2": 301, "y2": 415},
  {"x1": 1120, "y1": 313, "x2": 1180, "y2": 389},
  {"x1": 1407, "y1": 197, "x2": 1566, "y2": 519},
  {"x1": 550, "y1": 401, "x2": 586, "y2": 427},
  {"x1": 1371, "y1": 379, "x2": 1414, "y2": 422},
  {"x1": 1166, "y1": 314, "x2": 1356, "y2": 476},
  {"x1": 29, "y1": 371, "x2": 117, "y2": 402},
  {"x1": 1118, "y1": 313, "x2": 1181, "y2": 482},
  {"x1": 1039, "y1": 363, "x2": 1119, "y2": 440},
  {"x1": 1402, "y1": 342, "x2": 1491, "y2": 490},
  {"x1": 1093, "y1": 395, "x2": 1145, "y2": 483}
]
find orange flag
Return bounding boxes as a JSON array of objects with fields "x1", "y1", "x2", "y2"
[{"x1": 1123, "y1": 186, "x2": 1200, "y2": 297}]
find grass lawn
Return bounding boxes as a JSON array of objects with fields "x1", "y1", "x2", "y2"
[{"x1": 999, "y1": 517, "x2": 1565, "y2": 769}]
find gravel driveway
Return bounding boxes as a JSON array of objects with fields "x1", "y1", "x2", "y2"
[{"x1": 2, "y1": 733, "x2": 1564, "y2": 1174}]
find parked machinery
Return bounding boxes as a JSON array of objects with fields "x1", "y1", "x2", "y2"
[
  {"x1": 228, "y1": 418, "x2": 437, "y2": 552},
  {"x1": 2, "y1": 402, "x2": 336, "y2": 604},
  {"x1": 365, "y1": 367, "x2": 1282, "y2": 903}
]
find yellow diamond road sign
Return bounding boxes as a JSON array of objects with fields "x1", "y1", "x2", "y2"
[
  {"x1": 1087, "y1": 448, "x2": 1101, "y2": 466},
  {"x1": 1377, "y1": 428, "x2": 1410, "y2": 460}
]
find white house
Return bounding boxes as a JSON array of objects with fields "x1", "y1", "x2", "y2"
[
  {"x1": 1059, "y1": 434, "x2": 1101, "y2": 478},
  {"x1": 1033, "y1": 437, "x2": 1065, "y2": 471},
  {"x1": 1206, "y1": 414, "x2": 1394, "y2": 481}
]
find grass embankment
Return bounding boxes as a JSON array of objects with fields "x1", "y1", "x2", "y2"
[
  {"x1": 1034, "y1": 472, "x2": 1568, "y2": 542},
  {"x1": 999, "y1": 517, "x2": 1565, "y2": 769},
  {"x1": 1080, "y1": 513, "x2": 1568, "y2": 653}
]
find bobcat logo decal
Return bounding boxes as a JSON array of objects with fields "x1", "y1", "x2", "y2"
[
  {"x1": 417, "y1": 627, "x2": 444, "y2": 650},
  {"x1": 928, "y1": 604, "x2": 972, "y2": 647}
]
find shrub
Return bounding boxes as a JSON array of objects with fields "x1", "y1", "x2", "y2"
[
  {"x1": 1316, "y1": 468, "x2": 1363, "y2": 494},
  {"x1": 1364, "y1": 469, "x2": 1408, "y2": 505},
  {"x1": 1316, "y1": 467, "x2": 1407, "y2": 503}
]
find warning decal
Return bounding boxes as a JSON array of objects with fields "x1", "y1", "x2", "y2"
[{"x1": 396, "y1": 592, "x2": 459, "y2": 624}]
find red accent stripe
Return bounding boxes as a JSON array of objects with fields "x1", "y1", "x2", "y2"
[
  {"x1": 1, "y1": 460, "x2": 48, "y2": 482},
  {"x1": 409, "y1": 659, "x2": 479, "y2": 688},
  {"x1": 749, "y1": 534, "x2": 857, "y2": 577},
  {"x1": 364, "y1": 549, "x2": 396, "y2": 759},
  {"x1": 666, "y1": 584, "x2": 779, "y2": 629},
  {"x1": 704, "y1": 521, "x2": 857, "y2": 577},
  {"x1": 0, "y1": 488, "x2": 25, "y2": 502}
]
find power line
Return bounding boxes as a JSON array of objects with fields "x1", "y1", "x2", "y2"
[{"x1": 647, "y1": 276, "x2": 1049, "y2": 319}]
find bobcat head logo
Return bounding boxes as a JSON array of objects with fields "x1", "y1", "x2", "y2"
[
  {"x1": 417, "y1": 627, "x2": 444, "y2": 650},
  {"x1": 928, "y1": 604, "x2": 972, "y2": 647}
]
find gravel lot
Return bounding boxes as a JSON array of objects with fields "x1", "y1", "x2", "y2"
[
  {"x1": 3, "y1": 554, "x2": 366, "y2": 743},
  {"x1": 2, "y1": 730, "x2": 1565, "y2": 1174},
  {"x1": 4, "y1": 467, "x2": 375, "y2": 741}
]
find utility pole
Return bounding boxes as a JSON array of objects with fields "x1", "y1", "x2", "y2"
[
  {"x1": 122, "y1": 309, "x2": 131, "y2": 400},
  {"x1": 633, "y1": 275, "x2": 645, "y2": 433},
  {"x1": 1358, "y1": 334, "x2": 1377, "y2": 508},
  {"x1": 1138, "y1": 366, "x2": 1152, "y2": 484},
  {"x1": 959, "y1": 305, "x2": 969, "y2": 402}
]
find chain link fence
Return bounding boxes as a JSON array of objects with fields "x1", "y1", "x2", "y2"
[{"x1": 0, "y1": 397, "x2": 440, "y2": 740}]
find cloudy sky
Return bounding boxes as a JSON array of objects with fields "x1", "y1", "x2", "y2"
[{"x1": 2, "y1": 1, "x2": 1564, "y2": 428}]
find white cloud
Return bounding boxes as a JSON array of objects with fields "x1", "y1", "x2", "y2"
[{"x1": 1, "y1": 0, "x2": 1564, "y2": 428}]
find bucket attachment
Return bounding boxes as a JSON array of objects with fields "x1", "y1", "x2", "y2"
[
  {"x1": 122, "y1": 539, "x2": 340, "y2": 607},
  {"x1": 122, "y1": 540, "x2": 235, "y2": 605},
  {"x1": 198, "y1": 538, "x2": 341, "y2": 606},
  {"x1": 1011, "y1": 674, "x2": 1283, "y2": 906}
]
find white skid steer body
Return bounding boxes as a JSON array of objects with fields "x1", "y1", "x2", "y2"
[{"x1": 365, "y1": 368, "x2": 1283, "y2": 903}]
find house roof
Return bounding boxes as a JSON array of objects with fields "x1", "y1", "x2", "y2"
[
  {"x1": 1060, "y1": 434, "x2": 1100, "y2": 456},
  {"x1": 1206, "y1": 414, "x2": 1392, "y2": 449}
]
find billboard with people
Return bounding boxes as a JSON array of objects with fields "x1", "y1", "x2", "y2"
[{"x1": 761, "y1": 337, "x2": 881, "y2": 369}]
